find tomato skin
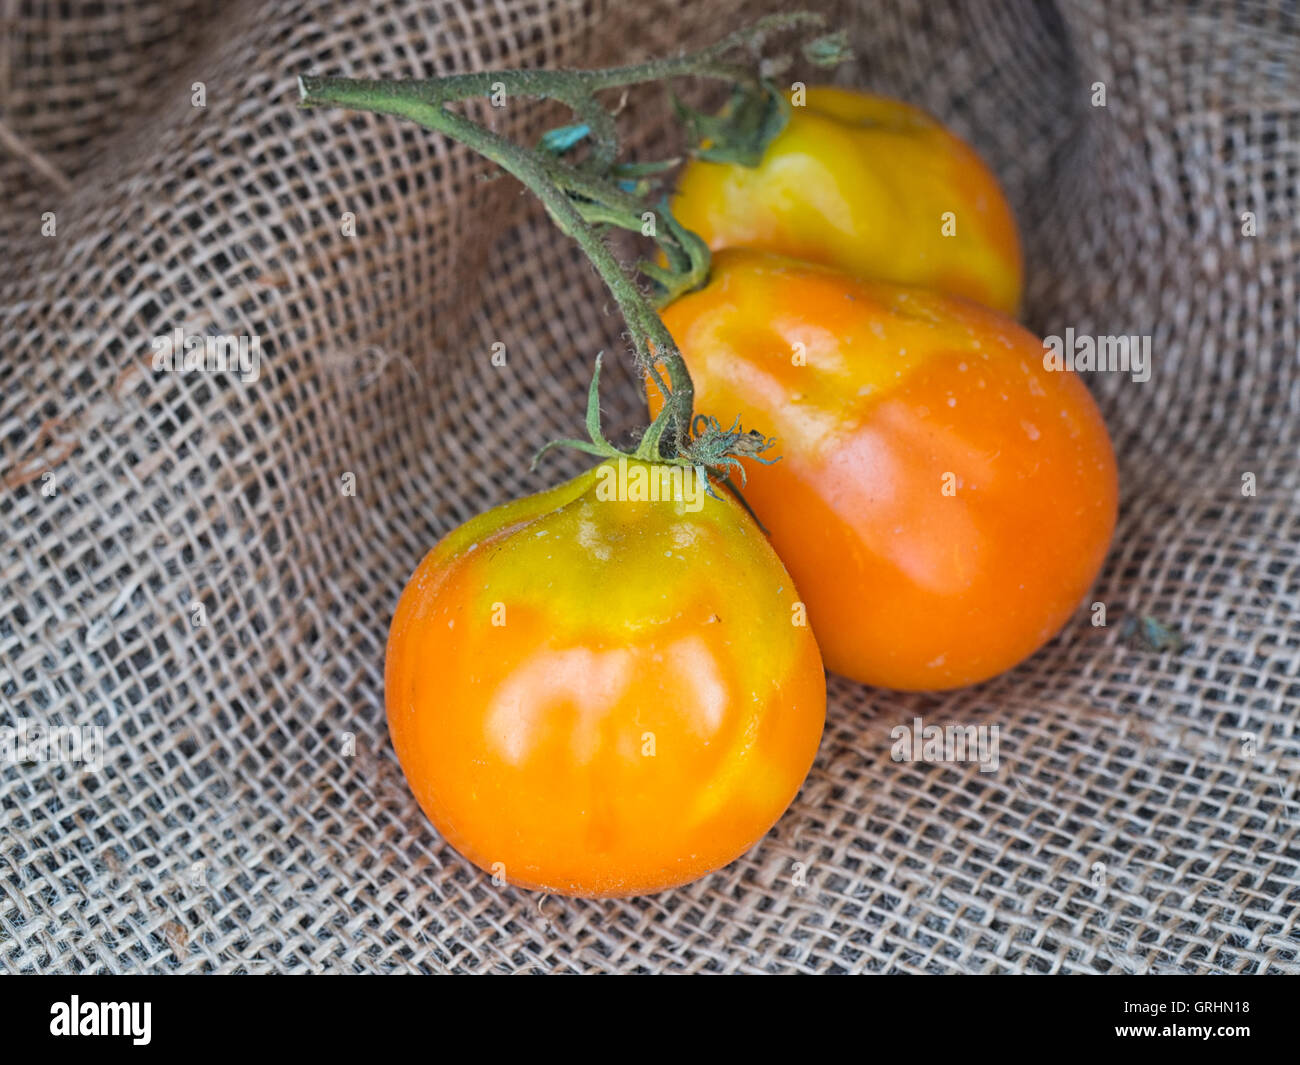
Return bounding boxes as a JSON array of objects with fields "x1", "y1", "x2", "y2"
[
  {"x1": 655, "y1": 250, "x2": 1118, "y2": 691},
  {"x1": 384, "y1": 459, "x2": 825, "y2": 897},
  {"x1": 671, "y1": 87, "x2": 1023, "y2": 315}
]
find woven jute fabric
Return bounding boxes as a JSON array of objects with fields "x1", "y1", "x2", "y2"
[{"x1": 2, "y1": 0, "x2": 1297, "y2": 974}]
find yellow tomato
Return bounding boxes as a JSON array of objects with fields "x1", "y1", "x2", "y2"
[
  {"x1": 671, "y1": 87, "x2": 1023, "y2": 315},
  {"x1": 385, "y1": 458, "x2": 826, "y2": 897}
]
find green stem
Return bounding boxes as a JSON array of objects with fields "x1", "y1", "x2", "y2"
[
  {"x1": 297, "y1": 12, "x2": 845, "y2": 466},
  {"x1": 321, "y1": 13, "x2": 820, "y2": 110},
  {"x1": 299, "y1": 77, "x2": 693, "y2": 450}
]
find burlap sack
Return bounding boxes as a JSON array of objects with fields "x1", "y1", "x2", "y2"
[{"x1": 2, "y1": 0, "x2": 1296, "y2": 974}]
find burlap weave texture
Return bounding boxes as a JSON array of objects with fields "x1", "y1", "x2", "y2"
[{"x1": 1, "y1": 0, "x2": 1297, "y2": 973}]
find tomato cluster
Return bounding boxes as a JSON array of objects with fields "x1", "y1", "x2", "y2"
[
  {"x1": 658, "y1": 90, "x2": 1116, "y2": 691},
  {"x1": 386, "y1": 87, "x2": 1117, "y2": 896}
]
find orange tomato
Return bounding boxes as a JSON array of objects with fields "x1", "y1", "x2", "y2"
[
  {"x1": 385, "y1": 457, "x2": 826, "y2": 897},
  {"x1": 671, "y1": 86, "x2": 1023, "y2": 315},
  {"x1": 654, "y1": 250, "x2": 1118, "y2": 691}
]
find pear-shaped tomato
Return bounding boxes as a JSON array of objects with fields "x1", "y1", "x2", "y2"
[
  {"x1": 654, "y1": 250, "x2": 1118, "y2": 691},
  {"x1": 385, "y1": 457, "x2": 826, "y2": 897},
  {"x1": 671, "y1": 87, "x2": 1022, "y2": 315}
]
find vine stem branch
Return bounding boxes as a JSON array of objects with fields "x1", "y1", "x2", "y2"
[
  {"x1": 298, "y1": 76, "x2": 693, "y2": 450},
  {"x1": 297, "y1": 12, "x2": 844, "y2": 465}
]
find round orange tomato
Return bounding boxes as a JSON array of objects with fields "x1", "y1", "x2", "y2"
[
  {"x1": 385, "y1": 457, "x2": 826, "y2": 897},
  {"x1": 671, "y1": 86, "x2": 1023, "y2": 315},
  {"x1": 654, "y1": 250, "x2": 1118, "y2": 691}
]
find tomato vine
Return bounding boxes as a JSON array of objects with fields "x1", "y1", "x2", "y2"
[{"x1": 297, "y1": 12, "x2": 848, "y2": 481}]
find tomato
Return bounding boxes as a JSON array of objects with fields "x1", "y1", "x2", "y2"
[
  {"x1": 654, "y1": 250, "x2": 1118, "y2": 691},
  {"x1": 671, "y1": 87, "x2": 1023, "y2": 315},
  {"x1": 384, "y1": 457, "x2": 826, "y2": 897}
]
